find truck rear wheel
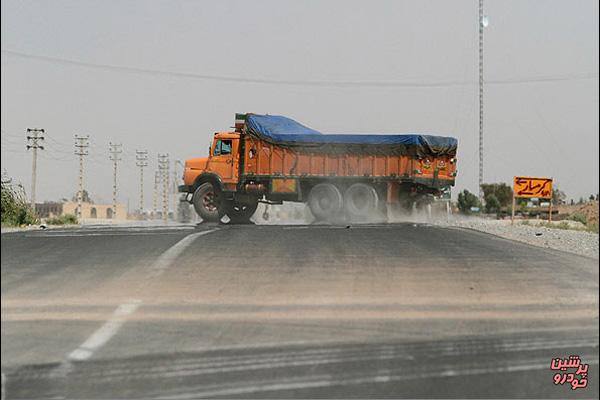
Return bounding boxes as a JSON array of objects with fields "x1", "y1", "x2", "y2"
[
  {"x1": 308, "y1": 183, "x2": 343, "y2": 222},
  {"x1": 192, "y1": 182, "x2": 224, "y2": 222},
  {"x1": 343, "y1": 183, "x2": 380, "y2": 222},
  {"x1": 225, "y1": 201, "x2": 258, "y2": 224}
]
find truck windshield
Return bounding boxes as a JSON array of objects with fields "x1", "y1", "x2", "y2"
[
  {"x1": 213, "y1": 139, "x2": 232, "y2": 156},
  {"x1": 221, "y1": 140, "x2": 232, "y2": 155}
]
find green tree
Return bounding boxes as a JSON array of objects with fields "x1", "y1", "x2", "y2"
[
  {"x1": 457, "y1": 189, "x2": 481, "y2": 214},
  {"x1": 485, "y1": 194, "x2": 501, "y2": 214},
  {"x1": 552, "y1": 188, "x2": 566, "y2": 204},
  {"x1": 1, "y1": 178, "x2": 38, "y2": 226},
  {"x1": 480, "y1": 183, "x2": 513, "y2": 208}
]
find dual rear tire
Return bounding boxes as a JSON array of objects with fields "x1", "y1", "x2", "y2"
[
  {"x1": 224, "y1": 201, "x2": 258, "y2": 224},
  {"x1": 343, "y1": 183, "x2": 381, "y2": 222},
  {"x1": 307, "y1": 183, "x2": 344, "y2": 222},
  {"x1": 307, "y1": 182, "x2": 385, "y2": 223}
]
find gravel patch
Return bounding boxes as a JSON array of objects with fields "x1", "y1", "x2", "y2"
[
  {"x1": 1, "y1": 224, "x2": 77, "y2": 234},
  {"x1": 1, "y1": 225, "x2": 47, "y2": 234},
  {"x1": 443, "y1": 218, "x2": 599, "y2": 259}
]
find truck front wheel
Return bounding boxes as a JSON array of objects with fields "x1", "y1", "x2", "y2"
[{"x1": 192, "y1": 182, "x2": 224, "y2": 222}]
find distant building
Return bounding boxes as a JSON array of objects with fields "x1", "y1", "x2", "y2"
[
  {"x1": 35, "y1": 201, "x2": 127, "y2": 221},
  {"x1": 35, "y1": 202, "x2": 64, "y2": 218}
]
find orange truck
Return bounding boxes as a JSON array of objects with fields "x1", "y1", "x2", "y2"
[{"x1": 179, "y1": 114, "x2": 458, "y2": 223}]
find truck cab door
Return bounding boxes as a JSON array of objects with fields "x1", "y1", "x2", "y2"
[{"x1": 209, "y1": 138, "x2": 235, "y2": 181}]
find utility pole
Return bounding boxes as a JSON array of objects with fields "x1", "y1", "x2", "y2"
[
  {"x1": 478, "y1": 0, "x2": 486, "y2": 199},
  {"x1": 157, "y1": 154, "x2": 169, "y2": 223},
  {"x1": 74, "y1": 135, "x2": 90, "y2": 218},
  {"x1": 26, "y1": 128, "x2": 44, "y2": 211},
  {"x1": 153, "y1": 170, "x2": 160, "y2": 218},
  {"x1": 172, "y1": 160, "x2": 180, "y2": 196},
  {"x1": 109, "y1": 143, "x2": 122, "y2": 219},
  {"x1": 135, "y1": 150, "x2": 148, "y2": 215},
  {"x1": 173, "y1": 160, "x2": 184, "y2": 222}
]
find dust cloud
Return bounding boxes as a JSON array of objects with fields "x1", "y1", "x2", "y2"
[{"x1": 251, "y1": 200, "x2": 455, "y2": 226}]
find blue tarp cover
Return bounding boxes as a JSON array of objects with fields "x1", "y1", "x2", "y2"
[{"x1": 245, "y1": 114, "x2": 457, "y2": 157}]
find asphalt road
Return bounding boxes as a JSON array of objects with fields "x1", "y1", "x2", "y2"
[{"x1": 1, "y1": 222, "x2": 598, "y2": 398}]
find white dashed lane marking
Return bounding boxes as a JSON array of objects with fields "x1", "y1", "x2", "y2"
[
  {"x1": 67, "y1": 300, "x2": 141, "y2": 361},
  {"x1": 66, "y1": 228, "x2": 219, "y2": 361}
]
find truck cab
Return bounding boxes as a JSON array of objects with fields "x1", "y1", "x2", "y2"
[
  {"x1": 182, "y1": 132, "x2": 241, "y2": 191},
  {"x1": 180, "y1": 132, "x2": 258, "y2": 224}
]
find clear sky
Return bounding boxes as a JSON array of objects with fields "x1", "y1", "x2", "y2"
[{"x1": 2, "y1": 0, "x2": 598, "y2": 208}]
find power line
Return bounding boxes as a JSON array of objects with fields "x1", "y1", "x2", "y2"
[
  {"x1": 2, "y1": 49, "x2": 597, "y2": 88},
  {"x1": 1, "y1": 134, "x2": 24, "y2": 146},
  {"x1": 1, "y1": 138, "x2": 25, "y2": 149},
  {"x1": 45, "y1": 134, "x2": 73, "y2": 152},
  {"x1": 38, "y1": 152, "x2": 72, "y2": 162}
]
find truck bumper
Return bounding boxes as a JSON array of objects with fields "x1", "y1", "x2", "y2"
[
  {"x1": 178, "y1": 184, "x2": 192, "y2": 193},
  {"x1": 411, "y1": 177, "x2": 455, "y2": 189}
]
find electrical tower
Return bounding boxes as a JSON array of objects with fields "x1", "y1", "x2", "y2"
[
  {"x1": 26, "y1": 128, "x2": 45, "y2": 211},
  {"x1": 74, "y1": 135, "x2": 90, "y2": 218},
  {"x1": 135, "y1": 150, "x2": 148, "y2": 214},
  {"x1": 157, "y1": 154, "x2": 170, "y2": 223},
  {"x1": 109, "y1": 142, "x2": 123, "y2": 219}
]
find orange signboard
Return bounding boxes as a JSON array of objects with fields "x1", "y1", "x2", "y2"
[{"x1": 513, "y1": 176, "x2": 553, "y2": 199}]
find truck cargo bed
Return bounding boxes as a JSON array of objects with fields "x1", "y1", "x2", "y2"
[{"x1": 242, "y1": 114, "x2": 457, "y2": 184}]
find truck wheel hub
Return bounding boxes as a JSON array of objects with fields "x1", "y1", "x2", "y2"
[{"x1": 203, "y1": 192, "x2": 217, "y2": 211}]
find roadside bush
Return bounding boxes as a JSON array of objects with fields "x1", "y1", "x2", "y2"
[
  {"x1": 568, "y1": 212, "x2": 588, "y2": 226},
  {"x1": 540, "y1": 221, "x2": 572, "y2": 230},
  {"x1": 566, "y1": 211, "x2": 599, "y2": 232},
  {"x1": 538, "y1": 221, "x2": 599, "y2": 233},
  {"x1": 457, "y1": 189, "x2": 481, "y2": 214},
  {"x1": 46, "y1": 214, "x2": 78, "y2": 225},
  {"x1": 555, "y1": 222, "x2": 571, "y2": 230},
  {"x1": 1, "y1": 179, "x2": 39, "y2": 226}
]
